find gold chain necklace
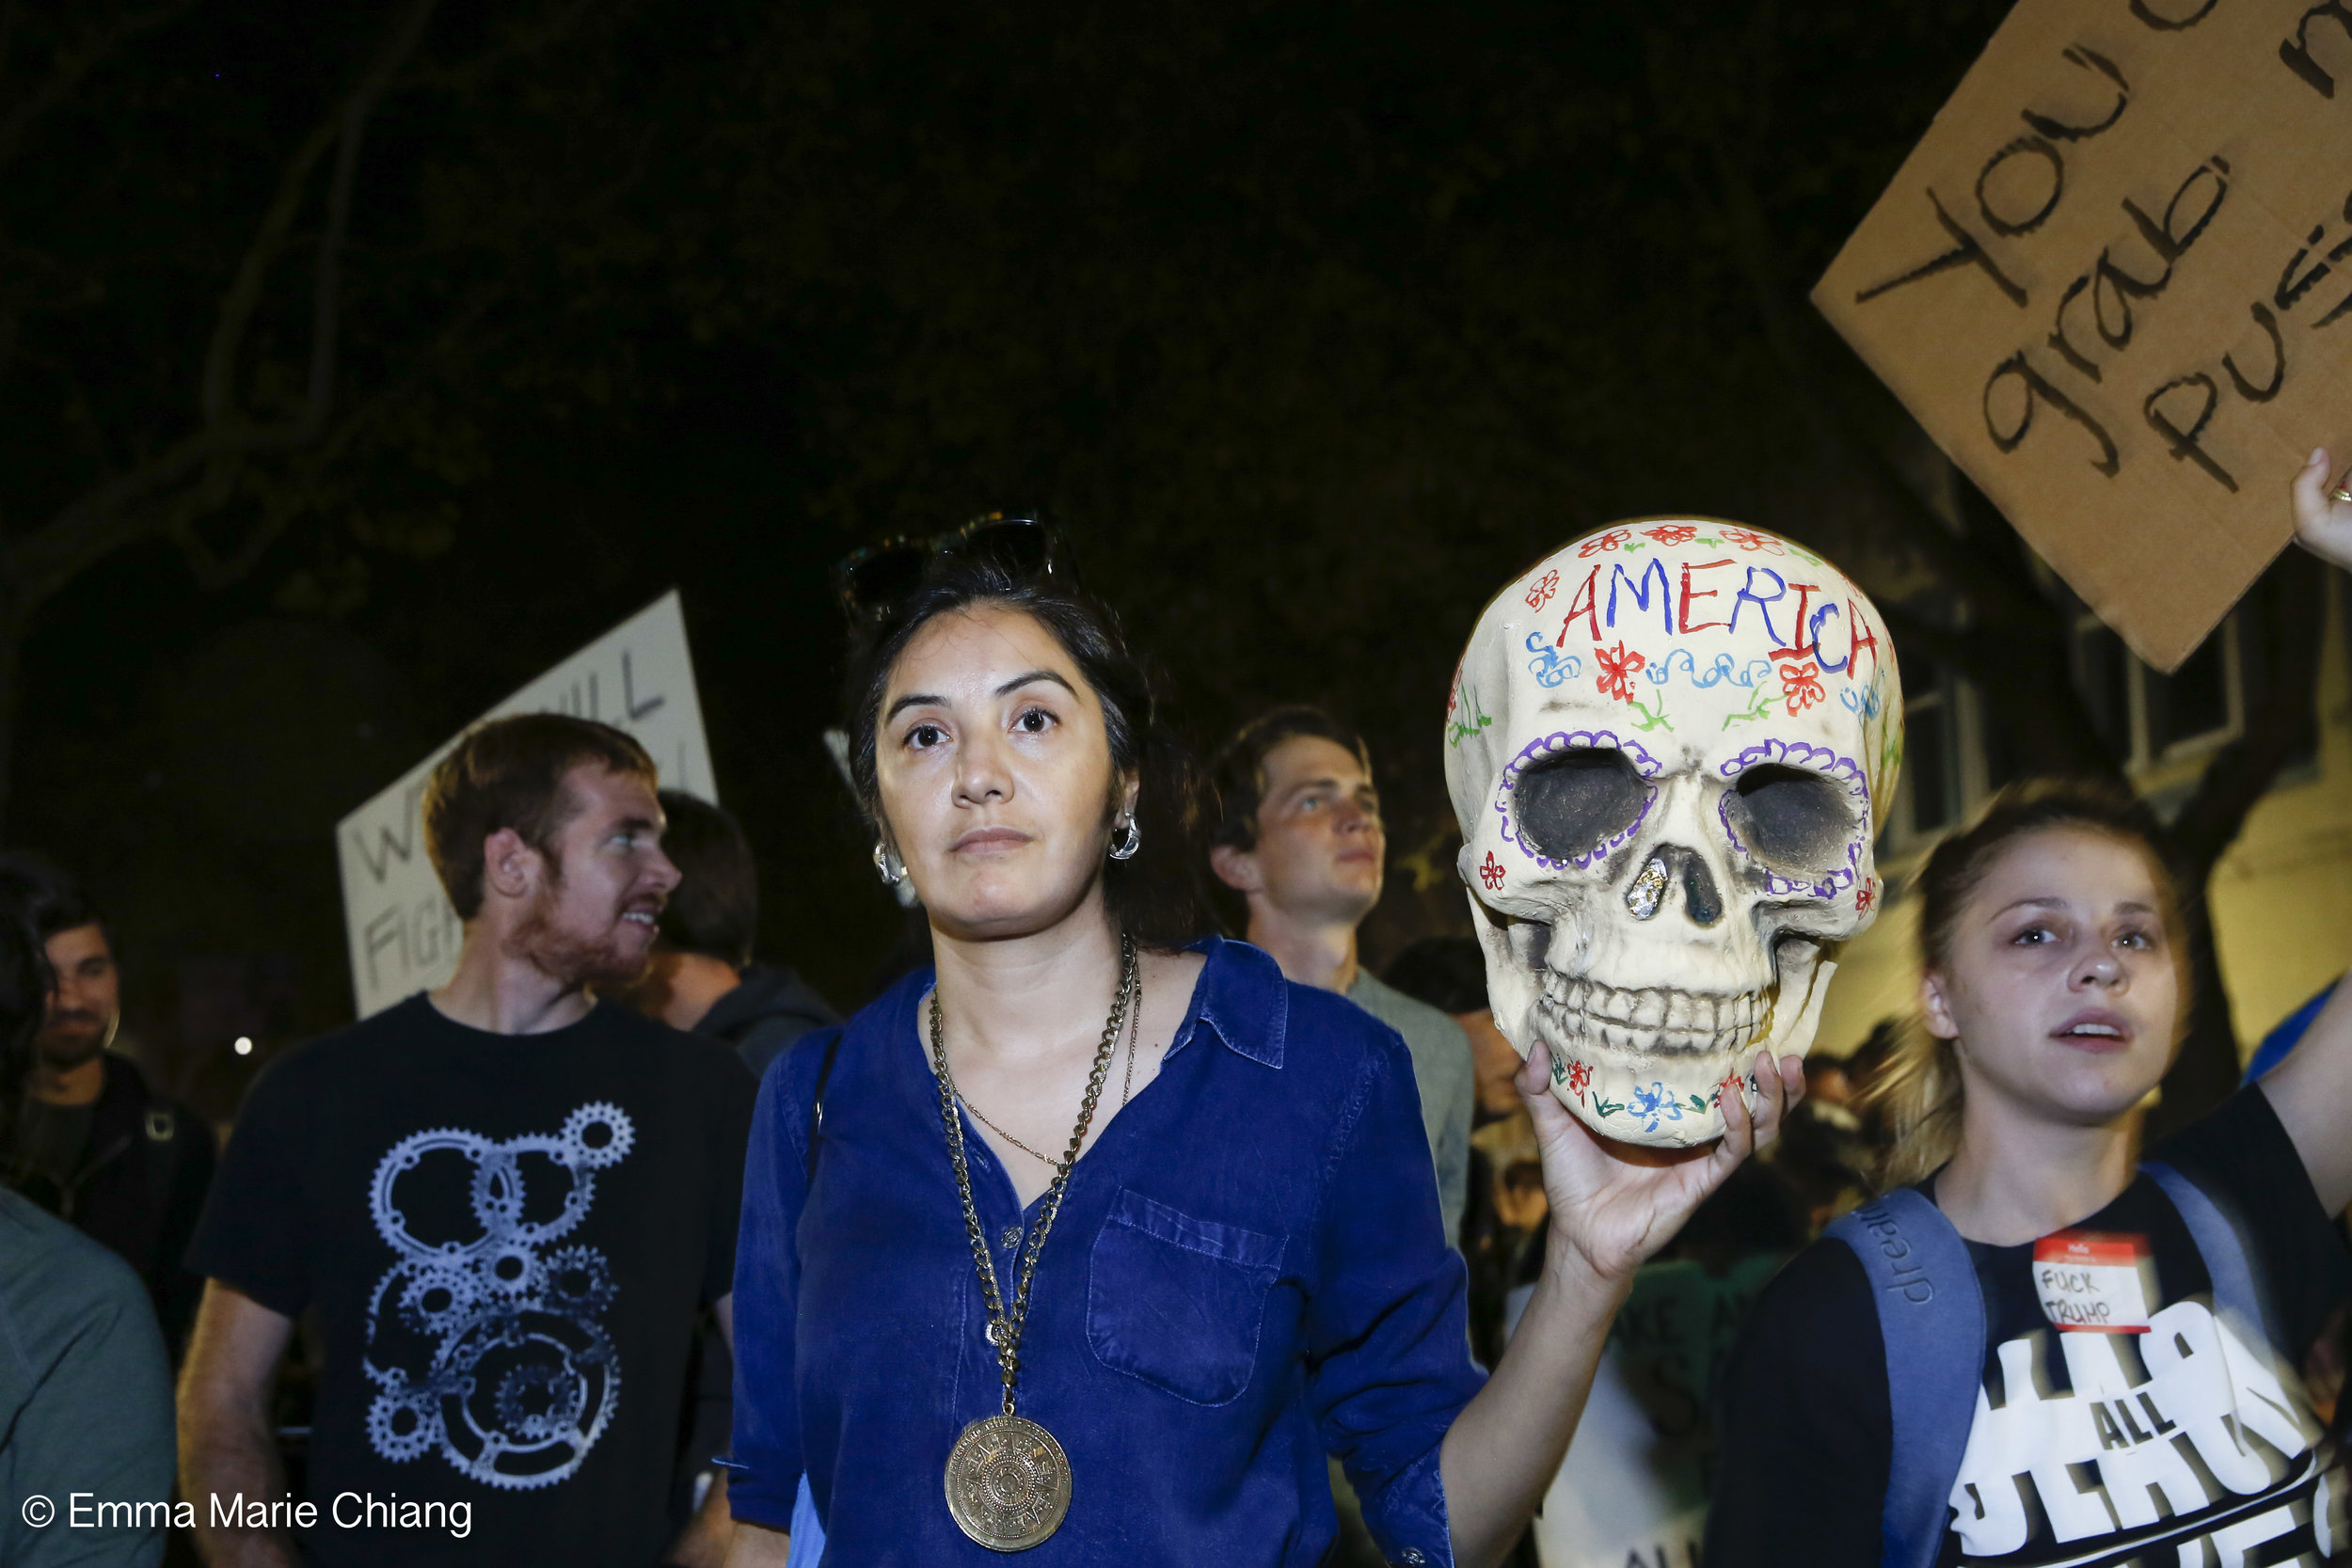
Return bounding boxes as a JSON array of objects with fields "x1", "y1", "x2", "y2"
[
  {"x1": 1120, "y1": 976, "x2": 1140, "y2": 1108},
  {"x1": 958, "y1": 1099, "x2": 1067, "y2": 1169},
  {"x1": 960, "y1": 966, "x2": 1147, "y2": 1164},
  {"x1": 930, "y1": 932, "x2": 1136, "y2": 1551}
]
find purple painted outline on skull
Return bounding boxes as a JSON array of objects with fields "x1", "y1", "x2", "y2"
[
  {"x1": 1715, "y1": 738, "x2": 1870, "y2": 900},
  {"x1": 1495, "y1": 730, "x2": 1662, "y2": 870}
]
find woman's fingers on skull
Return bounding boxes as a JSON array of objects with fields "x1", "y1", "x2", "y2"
[
  {"x1": 1780, "y1": 1052, "x2": 1807, "y2": 1100},
  {"x1": 1522, "y1": 1069, "x2": 1584, "y2": 1153},
  {"x1": 1719, "y1": 1089, "x2": 1754, "y2": 1163},
  {"x1": 1519, "y1": 1042, "x2": 1594, "y2": 1159},
  {"x1": 1743, "y1": 1052, "x2": 1804, "y2": 1148},
  {"x1": 1516, "y1": 1038, "x2": 1554, "y2": 1099},
  {"x1": 1715, "y1": 1050, "x2": 1790, "y2": 1161},
  {"x1": 1711, "y1": 1062, "x2": 1756, "y2": 1164}
]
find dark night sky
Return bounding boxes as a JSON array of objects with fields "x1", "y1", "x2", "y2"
[
  {"x1": 0, "y1": 0, "x2": 2015, "y2": 1117},
  {"x1": 12, "y1": 342, "x2": 886, "y2": 1115}
]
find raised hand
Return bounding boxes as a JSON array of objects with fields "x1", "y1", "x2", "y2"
[
  {"x1": 2291, "y1": 448, "x2": 2352, "y2": 571},
  {"x1": 1516, "y1": 1040, "x2": 1804, "y2": 1285}
]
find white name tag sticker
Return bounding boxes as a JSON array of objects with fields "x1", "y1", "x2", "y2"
[{"x1": 2034, "y1": 1231, "x2": 2154, "y2": 1334}]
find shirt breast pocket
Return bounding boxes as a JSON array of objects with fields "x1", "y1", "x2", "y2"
[{"x1": 1086, "y1": 1187, "x2": 1286, "y2": 1407}]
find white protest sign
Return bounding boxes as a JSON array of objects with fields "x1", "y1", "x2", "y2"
[{"x1": 335, "y1": 591, "x2": 715, "y2": 1017}]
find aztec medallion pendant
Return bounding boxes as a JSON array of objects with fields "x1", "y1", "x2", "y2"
[{"x1": 944, "y1": 1413, "x2": 1071, "y2": 1551}]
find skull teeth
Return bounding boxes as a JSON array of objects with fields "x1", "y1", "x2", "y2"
[{"x1": 1537, "y1": 972, "x2": 1770, "y2": 1057}]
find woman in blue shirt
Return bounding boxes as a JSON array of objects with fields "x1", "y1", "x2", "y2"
[{"x1": 724, "y1": 538, "x2": 1802, "y2": 1566}]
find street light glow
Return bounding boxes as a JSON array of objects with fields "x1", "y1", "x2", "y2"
[{"x1": 233, "y1": 1036, "x2": 253, "y2": 1055}]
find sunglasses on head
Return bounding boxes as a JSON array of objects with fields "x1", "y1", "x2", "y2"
[{"x1": 831, "y1": 513, "x2": 1059, "y2": 626}]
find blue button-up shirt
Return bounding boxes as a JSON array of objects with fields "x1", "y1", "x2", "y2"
[{"x1": 728, "y1": 937, "x2": 1484, "y2": 1564}]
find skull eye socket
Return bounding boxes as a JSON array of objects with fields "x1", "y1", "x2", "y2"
[
  {"x1": 1517, "y1": 747, "x2": 1648, "y2": 862},
  {"x1": 1724, "y1": 764, "x2": 1855, "y2": 874}
]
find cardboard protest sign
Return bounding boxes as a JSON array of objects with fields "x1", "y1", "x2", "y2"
[
  {"x1": 1814, "y1": 0, "x2": 2352, "y2": 672},
  {"x1": 334, "y1": 591, "x2": 714, "y2": 1017}
]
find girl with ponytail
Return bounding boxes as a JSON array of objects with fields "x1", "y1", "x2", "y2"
[{"x1": 1706, "y1": 460, "x2": 2352, "y2": 1568}]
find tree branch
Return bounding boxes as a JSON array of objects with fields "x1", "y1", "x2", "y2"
[
  {"x1": 199, "y1": 119, "x2": 342, "y2": 429},
  {"x1": 202, "y1": 0, "x2": 437, "y2": 434},
  {"x1": 167, "y1": 276, "x2": 497, "y2": 593},
  {"x1": 0, "y1": 0, "x2": 199, "y2": 173},
  {"x1": 2, "y1": 0, "x2": 437, "y2": 619},
  {"x1": 405, "y1": 0, "x2": 596, "y2": 95}
]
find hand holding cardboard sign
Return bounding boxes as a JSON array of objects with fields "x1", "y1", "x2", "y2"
[
  {"x1": 2292, "y1": 448, "x2": 2352, "y2": 573},
  {"x1": 1812, "y1": 0, "x2": 2352, "y2": 671}
]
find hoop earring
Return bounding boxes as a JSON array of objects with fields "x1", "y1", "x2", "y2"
[
  {"x1": 1108, "y1": 818, "x2": 1141, "y2": 861},
  {"x1": 872, "y1": 840, "x2": 905, "y2": 886}
]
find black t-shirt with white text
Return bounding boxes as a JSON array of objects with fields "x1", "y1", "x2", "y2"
[
  {"x1": 1707, "y1": 1087, "x2": 2352, "y2": 1568},
  {"x1": 189, "y1": 996, "x2": 756, "y2": 1567}
]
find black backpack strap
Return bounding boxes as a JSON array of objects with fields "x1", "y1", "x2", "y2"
[
  {"x1": 805, "y1": 1030, "x2": 845, "y2": 1187},
  {"x1": 1826, "y1": 1186, "x2": 1984, "y2": 1568},
  {"x1": 2140, "y1": 1160, "x2": 2268, "y2": 1344}
]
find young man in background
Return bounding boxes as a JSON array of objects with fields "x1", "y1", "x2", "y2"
[
  {"x1": 0, "y1": 852, "x2": 214, "y2": 1358},
  {"x1": 180, "y1": 716, "x2": 755, "y2": 1568},
  {"x1": 631, "y1": 790, "x2": 836, "y2": 1080},
  {"x1": 1207, "y1": 705, "x2": 1473, "y2": 1238}
]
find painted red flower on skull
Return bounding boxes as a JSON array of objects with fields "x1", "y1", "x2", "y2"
[
  {"x1": 1595, "y1": 641, "x2": 1646, "y2": 702},
  {"x1": 1856, "y1": 878, "x2": 1878, "y2": 915},
  {"x1": 1524, "y1": 569, "x2": 1560, "y2": 610},
  {"x1": 1720, "y1": 527, "x2": 1784, "y2": 554},
  {"x1": 1713, "y1": 1069, "x2": 1748, "y2": 1109},
  {"x1": 1565, "y1": 1060, "x2": 1592, "y2": 1103},
  {"x1": 1578, "y1": 528, "x2": 1632, "y2": 558},
  {"x1": 1778, "y1": 658, "x2": 1826, "y2": 713},
  {"x1": 1642, "y1": 524, "x2": 1698, "y2": 546},
  {"x1": 1478, "y1": 851, "x2": 1506, "y2": 890}
]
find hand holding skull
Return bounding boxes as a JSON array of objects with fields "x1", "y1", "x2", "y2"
[{"x1": 1516, "y1": 1037, "x2": 1804, "y2": 1284}]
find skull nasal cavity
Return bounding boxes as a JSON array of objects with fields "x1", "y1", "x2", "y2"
[
  {"x1": 1677, "y1": 849, "x2": 1724, "y2": 926},
  {"x1": 1643, "y1": 845, "x2": 1723, "y2": 927},
  {"x1": 1518, "y1": 747, "x2": 1647, "y2": 862}
]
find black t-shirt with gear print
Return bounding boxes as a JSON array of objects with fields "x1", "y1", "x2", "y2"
[
  {"x1": 1707, "y1": 1086, "x2": 2352, "y2": 1568},
  {"x1": 189, "y1": 995, "x2": 756, "y2": 1567}
]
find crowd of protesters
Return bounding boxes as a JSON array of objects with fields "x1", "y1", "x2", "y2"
[{"x1": 2, "y1": 465, "x2": 2351, "y2": 1568}]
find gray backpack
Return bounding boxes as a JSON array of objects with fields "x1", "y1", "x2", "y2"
[{"x1": 1822, "y1": 1163, "x2": 2263, "y2": 1568}]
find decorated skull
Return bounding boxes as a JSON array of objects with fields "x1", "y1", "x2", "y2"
[{"x1": 1443, "y1": 519, "x2": 1902, "y2": 1147}]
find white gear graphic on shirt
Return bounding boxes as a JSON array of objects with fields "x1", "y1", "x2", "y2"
[
  {"x1": 360, "y1": 1103, "x2": 633, "y2": 1489},
  {"x1": 396, "y1": 1263, "x2": 480, "y2": 1336},
  {"x1": 366, "y1": 1382, "x2": 441, "y2": 1463}
]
